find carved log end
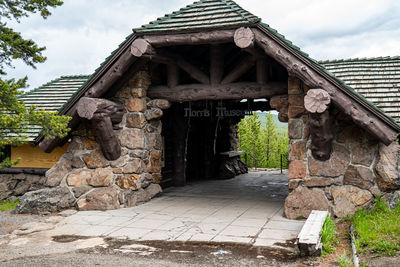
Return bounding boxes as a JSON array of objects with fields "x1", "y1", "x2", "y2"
[
  {"x1": 234, "y1": 27, "x2": 255, "y2": 49},
  {"x1": 76, "y1": 97, "x2": 97, "y2": 120},
  {"x1": 304, "y1": 89, "x2": 331, "y2": 113},
  {"x1": 131, "y1": 38, "x2": 153, "y2": 57}
]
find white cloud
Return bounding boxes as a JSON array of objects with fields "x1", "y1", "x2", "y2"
[{"x1": 4, "y1": 0, "x2": 400, "y2": 90}]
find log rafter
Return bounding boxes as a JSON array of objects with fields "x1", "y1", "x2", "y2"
[
  {"x1": 253, "y1": 26, "x2": 399, "y2": 145},
  {"x1": 131, "y1": 39, "x2": 210, "y2": 84}
]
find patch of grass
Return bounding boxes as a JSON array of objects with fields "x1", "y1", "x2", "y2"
[
  {"x1": 0, "y1": 199, "x2": 19, "y2": 211},
  {"x1": 337, "y1": 252, "x2": 353, "y2": 267},
  {"x1": 322, "y1": 215, "x2": 338, "y2": 256},
  {"x1": 353, "y1": 197, "x2": 400, "y2": 256}
]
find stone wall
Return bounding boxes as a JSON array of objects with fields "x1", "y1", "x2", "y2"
[
  {"x1": 0, "y1": 172, "x2": 46, "y2": 200},
  {"x1": 283, "y1": 75, "x2": 400, "y2": 219},
  {"x1": 15, "y1": 70, "x2": 168, "y2": 213}
]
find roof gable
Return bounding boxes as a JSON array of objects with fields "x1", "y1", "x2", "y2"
[
  {"x1": 34, "y1": 0, "x2": 400, "y2": 149},
  {"x1": 134, "y1": 0, "x2": 260, "y2": 34}
]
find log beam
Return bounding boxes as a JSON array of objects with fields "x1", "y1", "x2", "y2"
[
  {"x1": 304, "y1": 89, "x2": 331, "y2": 113},
  {"x1": 254, "y1": 27, "x2": 399, "y2": 145},
  {"x1": 131, "y1": 39, "x2": 154, "y2": 57},
  {"x1": 234, "y1": 27, "x2": 255, "y2": 49},
  {"x1": 131, "y1": 43, "x2": 210, "y2": 84},
  {"x1": 76, "y1": 97, "x2": 124, "y2": 161},
  {"x1": 221, "y1": 55, "x2": 255, "y2": 84},
  {"x1": 148, "y1": 82, "x2": 287, "y2": 102},
  {"x1": 143, "y1": 29, "x2": 236, "y2": 47},
  {"x1": 210, "y1": 44, "x2": 224, "y2": 85}
]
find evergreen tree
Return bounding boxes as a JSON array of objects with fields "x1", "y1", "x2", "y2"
[
  {"x1": 0, "y1": 0, "x2": 70, "y2": 168},
  {"x1": 238, "y1": 112, "x2": 289, "y2": 169},
  {"x1": 238, "y1": 112, "x2": 263, "y2": 168}
]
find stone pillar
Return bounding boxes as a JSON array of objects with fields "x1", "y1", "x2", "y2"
[
  {"x1": 284, "y1": 74, "x2": 379, "y2": 219},
  {"x1": 287, "y1": 75, "x2": 308, "y2": 187}
]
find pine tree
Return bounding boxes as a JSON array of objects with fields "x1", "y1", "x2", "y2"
[
  {"x1": 239, "y1": 112, "x2": 289, "y2": 169},
  {"x1": 0, "y1": 0, "x2": 70, "y2": 168},
  {"x1": 238, "y1": 112, "x2": 263, "y2": 168},
  {"x1": 263, "y1": 112, "x2": 277, "y2": 166}
]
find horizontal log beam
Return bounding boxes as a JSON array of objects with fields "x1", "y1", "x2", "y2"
[
  {"x1": 131, "y1": 38, "x2": 155, "y2": 57},
  {"x1": 76, "y1": 97, "x2": 124, "y2": 122},
  {"x1": 304, "y1": 89, "x2": 331, "y2": 113},
  {"x1": 148, "y1": 82, "x2": 287, "y2": 102},
  {"x1": 234, "y1": 27, "x2": 255, "y2": 49},
  {"x1": 142, "y1": 29, "x2": 236, "y2": 47},
  {"x1": 254, "y1": 27, "x2": 399, "y2": 145}
]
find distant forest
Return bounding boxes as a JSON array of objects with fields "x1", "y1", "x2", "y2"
[{"x1": 238, "y1": 112, "x2": 288, "y2": 169}]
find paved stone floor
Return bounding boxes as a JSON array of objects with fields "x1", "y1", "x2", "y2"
[{"x1": 50, "y1": 170, "x2": 304, "y2": 248}]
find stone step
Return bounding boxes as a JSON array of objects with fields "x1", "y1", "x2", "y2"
[{"x1": 297, "y1": 210, "x2": 329, "y2": 256}]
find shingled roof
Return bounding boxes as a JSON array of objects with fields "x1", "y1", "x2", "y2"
[
  {"x1": 19, "y1": 75, "x2": 89, "y2": 140},
  {"x1": 320, "y1": 57, "x2": 400, "y2": 122},
  {"x1": 24, "y1": 0, "x2": 400, "y2": 147},
  {"x1": 134, "y1": 0, "x2": 260, "y2": 33}
]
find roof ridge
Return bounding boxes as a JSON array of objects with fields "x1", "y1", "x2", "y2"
[
  {"x1": 134, "y1": 0, "x2": 260, "y2": 34},
  {"x1": 319, "y1": 56, "x2": 400, "y2": 64},
  {"x1": 220, "y1": 0, "x2": 260, "y2": 23}
]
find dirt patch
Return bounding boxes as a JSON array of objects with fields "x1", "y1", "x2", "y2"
[
  {"x1": 0, "y1": 211, "x2": 49, "y2": 235},
  {"x1": 78, "y1": 238, "x2": 304, "y2": 265},
  {"x1": 52, "y1": 235, "x2": 92, "y2": 243}
]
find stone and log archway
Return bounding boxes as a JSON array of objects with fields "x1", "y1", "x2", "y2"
[{"x1": 18, "y1": 25, "x2": 400, "y2": 218}]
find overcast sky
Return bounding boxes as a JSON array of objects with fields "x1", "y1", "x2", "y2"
[{"x1": 4, "y1": 0, "x2": 400, "y2": 91}]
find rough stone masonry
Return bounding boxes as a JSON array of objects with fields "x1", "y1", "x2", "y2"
[
  {"x1": 9, "y1": 70, "x2": 400, "y2": 218},
  {"x1": 15, "y1": 70, "x2": 167, "y2": 213},
  {"x1": 281, "y1": 75, "x2": 400, "y2": 219}
]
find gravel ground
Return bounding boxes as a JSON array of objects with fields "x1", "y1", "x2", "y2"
[
  {"x1": 0, "y1": 210, "x2": 49, "y2": 236},
  {"x1": 0, "y1": 238, "x2": 319, "y2": 267}
]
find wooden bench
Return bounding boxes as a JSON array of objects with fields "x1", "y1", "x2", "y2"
[{"x1": 297, "y1": 210, "x2": 329, "y2": 256}]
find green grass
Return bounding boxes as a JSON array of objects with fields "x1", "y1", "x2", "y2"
[
  {"x1": 321, "y1": 215, "x2": 338, "y2": 256},
  {"x1": 337, "y1": 252, "x2": 353, "y2": 267},
  {"x1": 353, "y1": 198, "x2": 400, "y2": 256},
  {"x1": 0, "y1": 199, "x2": 19, "y2": 211}
]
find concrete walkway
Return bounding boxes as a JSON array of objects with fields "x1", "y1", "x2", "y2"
[{"x1": 50, "y1": 171, "x2": 304, "y2": 248}]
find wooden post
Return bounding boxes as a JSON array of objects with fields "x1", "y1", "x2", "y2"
[
  {"x1": 75, "y1": 97, "x2": 124, "y2": 161},
  {"x1": 172, "y1": 105, "x2": 189, "y2": 187},
  {"x1": 304, "y1": 89, "x2": 333, "y2": 161},
  {"x1": 210, "y1": 44, "x2": 224, "y2": 85},
  {"x1": 256, "y1": 59, "x2": 268, "y2": 84},
  {"x1": 167, "y1": 64, "x2": 179, "y2": 88}
]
